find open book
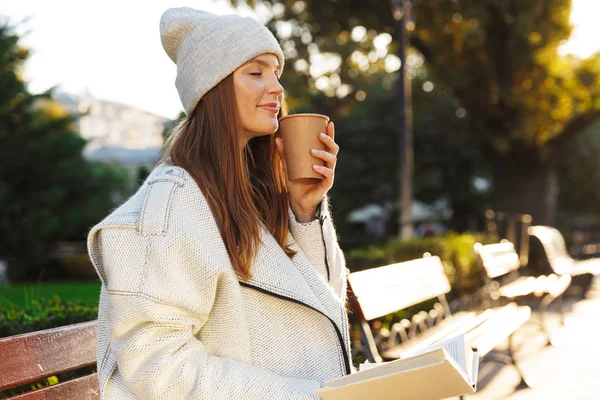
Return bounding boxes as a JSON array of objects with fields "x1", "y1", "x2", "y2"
[{"x1": 316, "y1": 333, "x2": 478, "y2": 400}]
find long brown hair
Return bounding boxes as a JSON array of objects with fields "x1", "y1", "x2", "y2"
[{"x1": 160, "y1": 74, "x2": 295, "y2": 281}]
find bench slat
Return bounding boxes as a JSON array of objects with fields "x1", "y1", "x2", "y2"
[
  {"x1": 466, "y1": 303, "x2": 531, "y2": 357},
  {"x1": 474, "y1": 242, "x2": 520, "y2": 278},
  {"x1": 0, "y1": 321, "x2": 97, "y2": 390},
  {"x1": 348, "y1": 256, "x2": 451, "y2": 321},
  {"x1": 571, "y1": 258, "x2": 600, "y2": 276},
  {"x1": 6, "y1": 373, "x2": 99, "y2": 400},
  {"x1": 497, "y1": 276, "x2": 538, "y2": 298}
]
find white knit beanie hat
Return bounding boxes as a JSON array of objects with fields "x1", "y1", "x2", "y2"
[{"x1": 159, "y1": 7, "x2": 285, "y2": 116}]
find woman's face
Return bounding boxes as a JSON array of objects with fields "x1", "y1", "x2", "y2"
[{"x1": 233, "y1": 53, "x2": 284, "y2": 145}]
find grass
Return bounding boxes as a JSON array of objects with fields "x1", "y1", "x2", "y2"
[{"x1": 0, "y1": 282, "x2": 101, "y2": 307}]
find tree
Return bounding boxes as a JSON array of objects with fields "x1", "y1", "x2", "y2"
[
  {"x1": 410, "y1": 1, "x2": 600, "y2": 225},
  {"x1": 0, "y1": 21, "x2": 126, "y2": 281},
  {"x1": 557, "y1": 120, "x2": 600, "y2": 217},
  {"x1": 235, "y1": 0, "x2": 600, "y2": 225}
]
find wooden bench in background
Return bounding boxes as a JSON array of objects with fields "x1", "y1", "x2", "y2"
[
  {"x1": 474, "y1": 241, "x2": 571, "y2": 346},
  {"x1": 528, "y1": 225, "x2": 600, "y2": 296},
  {"x1": 0, "y1": 321, "x2": 99, "y2": 399},
  {"x1": 347, "y1": 254, "x2": 533, "y2": 390}
]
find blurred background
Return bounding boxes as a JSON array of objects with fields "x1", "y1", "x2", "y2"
[{"x1": 0, "y1": 0, "x2": 599, "y2": 395}]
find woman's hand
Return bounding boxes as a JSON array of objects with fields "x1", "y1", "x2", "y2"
[{"x1": 275, "y1": 121, "x2": 339, "y2": 223}]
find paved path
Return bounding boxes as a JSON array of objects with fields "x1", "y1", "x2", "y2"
[{"x1": 454, "y1": 278, "x2": 600, "y2": 400}]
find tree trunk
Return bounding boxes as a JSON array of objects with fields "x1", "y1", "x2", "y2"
[{"x1": 493, "y1": 163, "x2": 559, "y2": 226}]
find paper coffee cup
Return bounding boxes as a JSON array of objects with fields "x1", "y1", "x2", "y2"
[{"x1": 278, "y1": 113, "x2": 330, "y2": 182}]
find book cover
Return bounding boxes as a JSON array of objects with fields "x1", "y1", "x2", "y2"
[{"x1": 317, "y1": 334, "x2": 478, "y2": 400}]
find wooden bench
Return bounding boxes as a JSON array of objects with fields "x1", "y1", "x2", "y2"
[
  {"x1": 347, "y1": 254, "x2": 533, "y2": 390},
  {"x1": 528, "y1": 225, "x2": 600, "y2": 282},
  {"x1": 474, "y1": 241, "x2": 571, "y2": 346},
  {"x1": 0, "y1": 321, "x2": 99, "y2": 399}
]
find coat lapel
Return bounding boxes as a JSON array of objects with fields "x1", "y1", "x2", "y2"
[
  {"x1": 245, "y1": 227, "x2": 345, "y2": 327},
  {"x1": 286, "y1": 235, "x2": 347, "y2": 327},
  {"x1": 244, "y1": 228, "x2": 329, "y2": 316}
]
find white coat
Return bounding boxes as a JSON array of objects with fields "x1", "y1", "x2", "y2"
[{"x1": 87, "y1": 163, "x2": 351, "y2": 399}]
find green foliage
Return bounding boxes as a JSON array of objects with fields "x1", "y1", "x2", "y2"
[
  {"x1": 0, "y1": 296, "x2": 97, "y2": 337},
  {"x1": 412, "y1": 1, "x2": 572, "y2": 146},
  {"x1": 0, "y1": 22, "x2": 127, "y2": 280},
  {"x1": 344, "y1": 246, "x2": 387, "y2": 271},
  {"x1": 385, "y1": 235, "x2": 449, "y2": 263},
  {"x1": 0, "y1": 282, "x2": 101, "y2": 307}
]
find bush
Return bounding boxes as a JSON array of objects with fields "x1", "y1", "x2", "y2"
[
  {"x1": 0, "y1": 296, "x2": 98, "y2": 338},
  {"x1": 345, "y1": 246, "x2": 387, "y2": 272}
]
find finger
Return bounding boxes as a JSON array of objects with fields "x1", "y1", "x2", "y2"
[
  {"x1": 312, "y1": 164, "x2": 334, "y2": 179},
  {"x1": 319, "y1": 132, "x2": 340, "y2": 155},
  {"x1": 310, "y1": 149, "x2": 337, "y2": 167},
  {"x1": 327, "y1": 120, "x2": 335, "y2": 141}
]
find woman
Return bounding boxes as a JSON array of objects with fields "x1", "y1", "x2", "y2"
[{"x1": 87, "y1": 7, "x2": 350, "y2": 400}]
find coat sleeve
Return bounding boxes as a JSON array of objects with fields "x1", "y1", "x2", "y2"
[
  {"x1": 288, "y1": 196, "x2": 348, "y2": 301},
  {"x1": 92, "y1": 227, "x2": 322, "y2": 400}
]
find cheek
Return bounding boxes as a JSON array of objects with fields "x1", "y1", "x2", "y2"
[{"x1": 237, "y1": 85, "x2": 262, "y2": 112}]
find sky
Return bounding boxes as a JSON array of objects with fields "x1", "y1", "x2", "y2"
[{"x1": 1, "y1": 0, "x2": 599, "y2": 120}]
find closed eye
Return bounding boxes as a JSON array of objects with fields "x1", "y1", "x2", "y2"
[{"x1": 250, "y1": 71, "x2": 281, "y2": 82}]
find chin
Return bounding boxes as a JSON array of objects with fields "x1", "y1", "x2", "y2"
[
  {"x1": 245, "y1": 116, "x2": 279, "y2": 138},
  {"x1": 257, "y1": 122, "x2": 279, "y2": 136}
]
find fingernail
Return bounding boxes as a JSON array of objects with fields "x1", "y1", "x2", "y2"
[
  {"x1": 320, "y1": 133, "x2": 326, "y2": 137},
  {"x1": 310, "y1": 149, "x2": 317, "y2": 154},
  {"x1": 313, "y1": 165, "x2": 319, "y2": 169}
]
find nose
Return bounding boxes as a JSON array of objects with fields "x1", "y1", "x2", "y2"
[{"x1": 267, "y1": 75, "x2": 284, "y2": 97}]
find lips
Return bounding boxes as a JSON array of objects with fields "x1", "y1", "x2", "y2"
[
  {"x1": 258, "y1": 103, "x2": 280, "y2": 114},
  {"x1": 258, "y1": 106, "x2": 279, "y2": 113}
]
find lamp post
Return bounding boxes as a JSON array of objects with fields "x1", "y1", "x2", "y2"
[{"x1": 393, "y1": 0, "x2": 414, "y2": 239}]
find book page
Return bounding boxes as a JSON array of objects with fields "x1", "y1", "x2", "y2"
[
  {"x1": 398, "y1": 333, "x2": 478, "y2": 384},
  {"x1": 470, "y1": 350, "x2": 479, "y2": 387},
  {"x1": 356, "y1": 334, "x2": 468, "y2": 372},
  {"x1": 464, "y1": 343, "x2": 474, "y2": 383},
  {"x1": 439, "y1": 334, "x2": 466, "y2": 372},
  {"x1": 435, "y1": 333, "x2": 479, "y2": 385},
  {"x1": 405, "y1": 333, "x2": 466, "y2": 370}
]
